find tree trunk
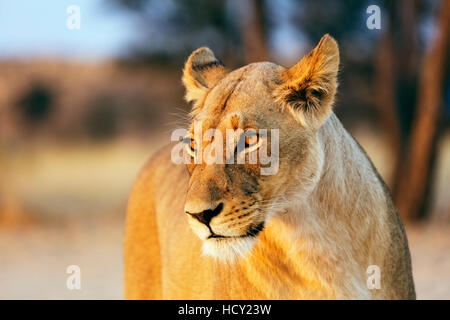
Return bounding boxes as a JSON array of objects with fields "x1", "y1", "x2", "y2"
[
  {"x1": 394, "y1": 0, "x2": 450, "y2": 221},
  {"x1": 237, "y1": 0, "x2": 270, "y2": 63},
  {"x1": 373, "y1": 1, "x2": 401, "y2": 185},
  {"x1": 391, "y1": 0, "x2": 420, "y2": 194}
]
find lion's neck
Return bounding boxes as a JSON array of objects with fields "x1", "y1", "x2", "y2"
[{"x1": 243, "y1": 114, "x2": 389, "y2": 299}]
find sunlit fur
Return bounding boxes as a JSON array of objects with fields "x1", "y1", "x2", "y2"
[
  {"x1": 124, "y1": 35, "x2": 416, "y2": 299},
  {"x1": 202, "y1": 237, "x2": 258, "y2": 262}
]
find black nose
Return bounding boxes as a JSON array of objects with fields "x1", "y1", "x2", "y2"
[{"x1": 186, "y1": 203, "x2": 224, "y2": 226}]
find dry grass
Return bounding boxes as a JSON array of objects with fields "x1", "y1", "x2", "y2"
[{"x1": 1, "y1": 139, "x2": 160, "y2": 220}]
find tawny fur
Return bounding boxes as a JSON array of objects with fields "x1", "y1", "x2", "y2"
[{"x1": 124, "y1": 35, "x2": 415, "y2": 299}]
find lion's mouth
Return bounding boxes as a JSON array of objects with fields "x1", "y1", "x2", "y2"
[{"x1": 207, "y1": 221, "x2": 265, "y2": 240}]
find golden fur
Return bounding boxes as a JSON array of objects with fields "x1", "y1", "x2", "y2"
[{"x1": 124, "y1": 35, "x2": 416, "y2": 299}]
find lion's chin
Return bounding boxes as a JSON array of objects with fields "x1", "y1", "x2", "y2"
[{"x1": 201, "y1": 236, "x2": 257, "y2": 263}]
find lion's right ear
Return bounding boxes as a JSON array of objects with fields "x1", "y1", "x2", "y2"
[
  {"x1": 274, "y1": 35, "x2": 339, "y2": 130},
  {"x1": 182, "y1": 47, "x2": 228, "y2": 112}
]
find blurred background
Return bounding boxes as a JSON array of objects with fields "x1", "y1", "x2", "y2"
[{"x1": 0, "y1": 0, "x2": 448, "y2": 299}]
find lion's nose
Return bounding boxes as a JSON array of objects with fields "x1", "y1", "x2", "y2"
[{"x1": 185, "y1": 202, "x2": 224, "y2": 226}]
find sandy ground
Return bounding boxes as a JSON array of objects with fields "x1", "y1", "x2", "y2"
[
  {"x1": 0, "y1": 217, "x2": 448, "y2": 300},
  {"x1": 0, "y1": 217, "x2": 125, "y2": 299},
  {"x1": 406, "y1": 223, "x2": 450, "y2": 299}
]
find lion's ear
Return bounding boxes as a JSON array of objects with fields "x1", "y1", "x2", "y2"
[
  {"x1": 182, "y1": 47, "x2": 228, "y2": 111},
  {"x1": 275, "y1": 34, "x2": 339, "y2": 129}
]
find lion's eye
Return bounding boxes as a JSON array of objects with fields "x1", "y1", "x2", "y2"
[
  {"x1": 243, "y1": 129, "x2": 262, "y2": 153},
  {"x1": 245, "y1": 131, "x2": 258, "y2": 148},
  {"x1": 184, "y1": 137, "x2": 197, "y2": 158}
]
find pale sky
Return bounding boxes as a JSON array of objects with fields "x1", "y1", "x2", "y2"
[{"x1": 0, "y1": 0, "x2": 136, "y2": 60}]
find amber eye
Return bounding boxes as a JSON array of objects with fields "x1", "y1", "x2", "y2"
[
  {"x1": 245, "y1": 131, "x2": 259, "y2": 148},
  {"x1": 184, "y1": 137, "x2": 197, "y2": 158},
  {"x1": 243, "y1": 129, "x2": 262, "y2": 153}
]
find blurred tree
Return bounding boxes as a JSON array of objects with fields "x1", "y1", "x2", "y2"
[
  {"x1": 374, "y1": 0, "x2": 401, "y2": 174},
  {"x1": 290, "y1": 0, "x2": 366, "y2": 41},
  {"x1": 85, "y1": 95, "x2": 121, "y2": 141},
  {"x1": 388, "y1": 0, "x2": 421, "y2": 199},
  {"x1": 112, "y1": 0, "x2": 270, "y2": 65},
  {"x1": 15, "y1": 82, "x2": 55, "y2": 130},
  {"x1": 112, "y1": 0, "x2": 236, "y2": 63},
  {"x1": 394, "y1": 0, "x2": 450, "y2": 220},
  {"x1": 236, "y1": 0, "x2": 270, "y2": 62},
  {"x1": 372, "y1": 0, "x2": 449, "y2": 220}
]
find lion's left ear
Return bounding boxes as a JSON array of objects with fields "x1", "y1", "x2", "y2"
[
  {"x1": 274, "y1": 34, "x2": 339, "y2": 130},
  {"x1": 182, "y1": 47, "x2": 228, "y2": 114}
]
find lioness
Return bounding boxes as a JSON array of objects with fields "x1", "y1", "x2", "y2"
[{"x1": 124, "y1": 35, "x2": 415, "y2": 299}]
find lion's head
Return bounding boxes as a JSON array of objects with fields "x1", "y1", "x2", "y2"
[{"x1": 181, "y1": 35, "x2": 339, "y2": 261}]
